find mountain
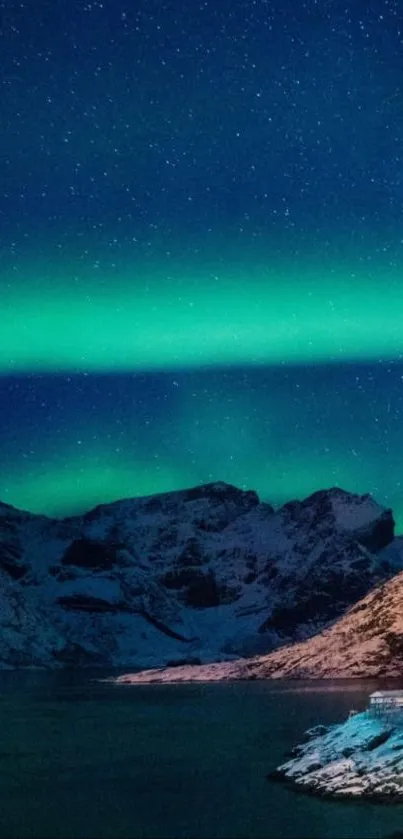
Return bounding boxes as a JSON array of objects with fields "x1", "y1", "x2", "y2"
[
  {"x1": 119, "y1": 541, "x2": 403, "y2": 683},
  {"x1": 0, "y1": 482, "x2": 399, "y2": 668}
]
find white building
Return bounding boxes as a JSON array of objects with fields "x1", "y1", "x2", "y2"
[{"x1": 369, "y1": 691, "x2": 403, "y2": 714}]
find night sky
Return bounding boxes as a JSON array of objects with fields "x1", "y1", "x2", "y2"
[{"x1": 2, "y1": 0, "x2": 403, "y2": 527}]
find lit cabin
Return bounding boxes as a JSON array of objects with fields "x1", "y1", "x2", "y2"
[{"x1": 369, "y1": 691, "x2": 403, "y2": 714}]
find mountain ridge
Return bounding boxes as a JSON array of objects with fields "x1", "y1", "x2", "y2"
[{"x1": 0, "y1": 481, "x2": 400, "y2": 669}]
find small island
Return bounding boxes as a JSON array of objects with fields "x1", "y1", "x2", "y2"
[{"x1": 271, "y1": 690, "x2": 403, "y2": 802}]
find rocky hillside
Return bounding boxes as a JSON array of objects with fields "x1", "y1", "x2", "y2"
[
  {"x1": 252, "y1": 567, "x2": 403, "y2": 680},
  {"x1": 119, "y1": 544, "x2": 403, "y2": 683},
  {"x1": 0, "y1": 482, "x2": 399, "y2": 668}
]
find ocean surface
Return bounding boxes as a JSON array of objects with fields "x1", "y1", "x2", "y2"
[{"x1": 0, "y1": 672, "x2": 402, "y2": 839}]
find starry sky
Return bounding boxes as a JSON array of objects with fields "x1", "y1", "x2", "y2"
[{"x1": 2, "y1": 0, "x2": 403, "y2": 527}]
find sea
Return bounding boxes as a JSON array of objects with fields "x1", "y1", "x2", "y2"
[{"x1": 0, "y1": 671, "x2": 402, "y2": 839}]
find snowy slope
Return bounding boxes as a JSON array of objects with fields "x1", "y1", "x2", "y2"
[
  {"x1": 119, "y1": 540, "x2": 403, "y2": 682},
  {"x1": 0, "y1": 483, "x2": 398, "y2": 668}
]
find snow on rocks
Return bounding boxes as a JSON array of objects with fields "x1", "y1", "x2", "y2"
[
  {"x1": 0, "y1": 482, "x2": 398, "y2": 668},
  {"x1": 270, "y1": 711, "x2": 403, "y2": 801},
  {"x1": 115, "y1": 566, "x2": 403, "y2": 683}
]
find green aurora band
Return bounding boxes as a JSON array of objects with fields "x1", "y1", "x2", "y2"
[
  {"x1": 3, "y1": 260, "x2": 403, "y2": 372},
  {"x1": 3, "y1": 456, "x2": 195, "y2": 518},
  {"x1": 3, "y1": 253, "x2": 403, "y2": 531}
]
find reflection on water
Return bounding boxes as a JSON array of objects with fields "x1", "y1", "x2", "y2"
[{"x1": 0, "y1": 671, "x2": 402, "y2": 838}]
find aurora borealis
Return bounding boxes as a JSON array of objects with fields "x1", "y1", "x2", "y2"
[
  {"x1": 2, "y1": 0, "x2": 403, "y2": 525},
  {"x1": 5, "y1": 259, "x2": 403, "y2": 373}
]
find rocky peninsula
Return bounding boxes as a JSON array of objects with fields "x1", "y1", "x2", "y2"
[{"x1": 270, "y1": 710, "x2": 403, "y2": 802}]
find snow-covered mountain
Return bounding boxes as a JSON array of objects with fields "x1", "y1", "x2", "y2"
[
  {"x1": 120, "y1": 540, "x2": 403, "y2": 683},
  {"x1": 0, "y1": 482, "x2": 399, "y2": 668}
]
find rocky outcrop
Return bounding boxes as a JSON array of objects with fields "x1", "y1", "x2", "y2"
[
  {"x1": 0, "y1": 519, "x2": 29, "y2": 580},
  {"x1": 270, "y1": 711, "x2": 403, "y2": 801},
  {"x1": 56, "y1": 594, "x2": 125, "y2": 613},
  {"x1": 161, "y1": 566, "x2": 240, "y2": 607},
  {"x1": 60, "y1": 538, "x2": 116, "y2": 570},
  {"x1": 0, "y1": 482, "x2": 399, "y2": 668}
]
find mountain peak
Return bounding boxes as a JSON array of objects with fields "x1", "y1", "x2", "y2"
[{"x1": 280, "y1": 487, "x2": 394, "y2": 551}]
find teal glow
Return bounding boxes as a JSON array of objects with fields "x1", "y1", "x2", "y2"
[{"x1": 3, "y1": 257, "x2": 403, "y2": 373}]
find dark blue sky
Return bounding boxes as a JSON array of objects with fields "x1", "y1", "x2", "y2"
[
  {"x1": 1, "y1": 0, "x2": 402, "y2": 242},
  {"x1": 1, "y1": 0, "x2": 403, "y2": 526}
]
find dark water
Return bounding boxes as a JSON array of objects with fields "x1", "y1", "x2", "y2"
[{"x1": 0, "y1": 672, "x2": 402, "y2": 838}]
